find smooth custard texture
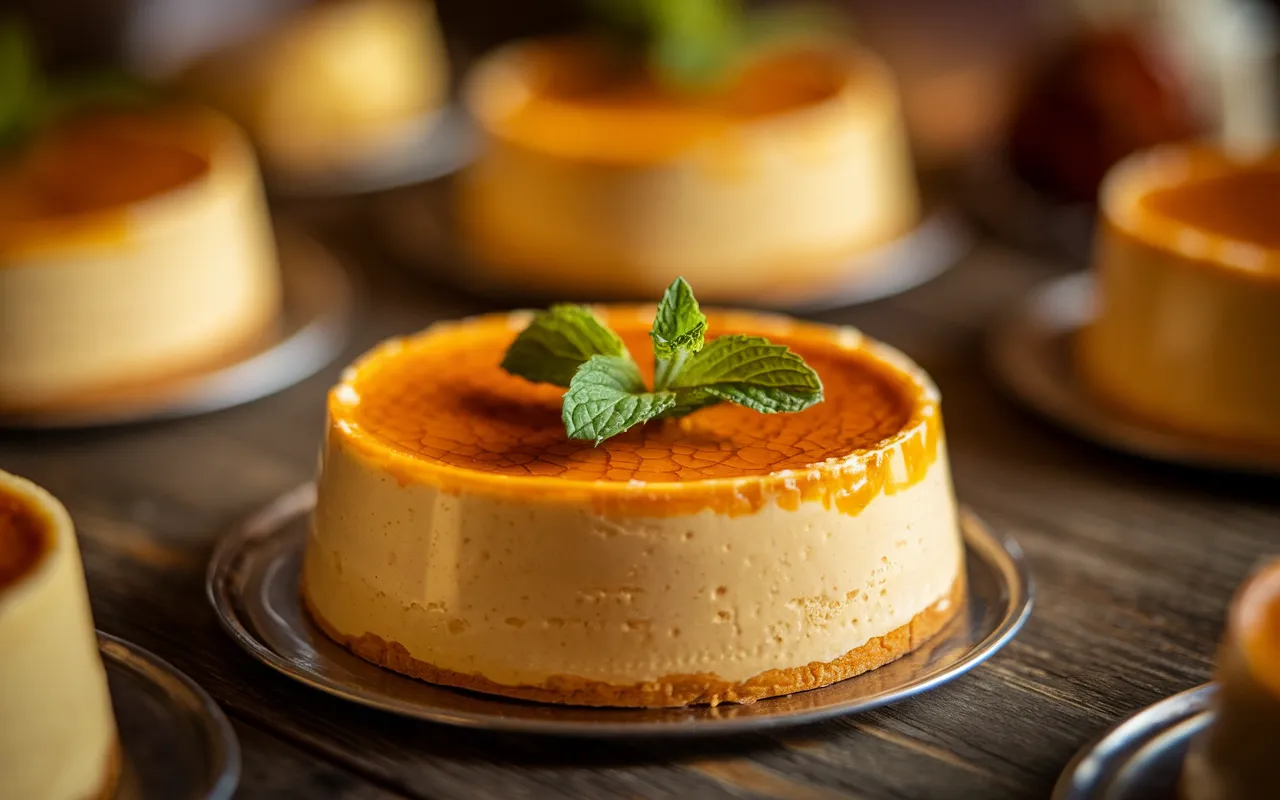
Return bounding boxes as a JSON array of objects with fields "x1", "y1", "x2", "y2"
[
  {"x1": 0, "y1": 471, "x2": 117, "y2": 800},
  {"x1": 459, "y1": 38, "x2": 919, "y2": 301},
  {"x1": 0, "y1": 107, "x2": 281, "y2": 409},
  {"x1": 305, "y1": 310, "x2": 964, "y2": 706},
  {"x1": 1079, "y1": 144, "x2": 1280, "y2": 448}
]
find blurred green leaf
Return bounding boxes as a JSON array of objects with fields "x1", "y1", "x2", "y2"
[{"x1": 0, "y1": 20, "x2": 35, "y2": 147}]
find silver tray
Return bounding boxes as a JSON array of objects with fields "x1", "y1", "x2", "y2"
[
  {"x1": 100, "y1": 631, "x2": 240, "y2": 800},
  {"x1": 1054, "y1": 684, "x2": 1214, "y2": 800},
  {"x1": 372, "y1": 177, "x2": 971, "y2": 312},
  {"x1": 266, "y1": 105, "x2": 476, "y2": 198},
  {"x1": 987, "y1": 272, "x2": 1280, "y2": 475},
  {"x1": 0, "y1": 228, "x2": 353, "y2": 430},
  {"x1": 207, "y1": 484, "x2": 1033, "y2": 737}
]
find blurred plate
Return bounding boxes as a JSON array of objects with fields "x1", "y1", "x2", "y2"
[
  {"x1": 208, "y1": 484, "x2": 1031, "y2": 737},
  {"x1": 101, "y1": 631, "x2": 240, "y2": 800},
  {"x1": 0, "y1": 228, "x2": 352, "y2": 430},
  {"x1": 266, "y1": 105, "x2": 476, "y2": 199},
  {"x1": 987, "y1": 272, "x2": 1280, "y2": 474},
  {"x1": 1053, "y1": 684, "x2": 1213, "y2": 800},
  {"x1": 372, "y1": 179, "x2": 971, "y2": 312}
]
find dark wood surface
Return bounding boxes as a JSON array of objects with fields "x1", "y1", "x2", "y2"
[{"x1": 3, "y1": 213, "x2": 1278, "y2": 800}]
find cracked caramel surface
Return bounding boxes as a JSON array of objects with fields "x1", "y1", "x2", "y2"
[{"x1": 332, "y1": 309, "x2": 921, "y2": 484}]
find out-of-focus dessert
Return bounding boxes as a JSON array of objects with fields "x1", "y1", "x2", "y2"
[
  {"x1": 0, "y1": 106, "x2": 281, "y2": 411},
  {"x1": 458, "y1": 2, "x2": 918, "y2": 302},
  {"x1": 1181, "y1": 560, "x2": 1280, "y2": 799},
  {"x1": 0, "y1": 469, "x2": 118, "y2": 800},
  {"x1": 174, "y1": 0, "x2": 450, "y2": 179},
  {"x1": 303, "y1": 282, "x2": 963, "y2": 706},
  {"x1": 1077, "y1": 143, "x2": 1280, "y2": 449},
  {"x1": 1006, "y1": 27, "x2": 1199, "y2": 205}
]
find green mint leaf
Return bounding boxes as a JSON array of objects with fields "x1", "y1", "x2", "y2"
[
  {"x1": 562, "y1": 356, "x2": 676, "y2": 444},
  {"x1": 650, "y1": 276, "x2": 706, "y2": 389},
  {"x1": 502, "y1": 305, "x2": 629, "y2": 387},
  {"x1": 671, "y1": 334, "x2": 823, "y2": 413},
  {"x1": 0, "y1": 20, "x2": 34, "y2": 148}
]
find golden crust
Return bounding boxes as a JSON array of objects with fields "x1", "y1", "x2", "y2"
[{"x1": 303, "y1": 574, "x2": 965, "y2": 708}]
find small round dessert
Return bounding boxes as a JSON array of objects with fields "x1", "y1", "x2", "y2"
[
  {"x1": 0, "y1": 470, "x2": 118, "y2": 800},
  {"x1": 1182, "y1": 560, "x2": 1280, "y2": 799},
  {"x1": 303, "y1": 309, "x2": 965, "y2": 707},
  {"x1": 1077, "y1": 143, "x2": 1280, "y2": 449},
  {"x1": 174, "y1": 0, "x2": 450, "y2": 179},
  {"x1": 458, "y1": 39, "x2": 920, "y2": 302},
  {"x1": 0, "y1": 107, "x2": 281, "y2": 412}
]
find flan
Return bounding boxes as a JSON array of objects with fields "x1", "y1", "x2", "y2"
[
  {"x1": 303, "y1": 309, "x2": 965, "y2": 707},
  {"x1": 175, "y1": 0, "x2": 450, "y2": 179},
  {"x1": 458, "y1": 39, "x2": 920, "y2": 302},
  {"x1": 0, "y1": 106, "x2": 281, "y2": 411},
  {"x1": 1078, "y1": 143, "x2": 1280, "y2": 448},
  {"x1": 0, "y1": 469, "x2": 118, "y2": 800},
  {"x1": 1181, "y1": 560, "x2": 1280, "y2": 799}
]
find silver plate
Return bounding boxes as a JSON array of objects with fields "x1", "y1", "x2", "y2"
[
  {"x1": 207, "y1": 485, "x2": 1032, "y2": 737},
  {"x1": 0, "y1": 228, "x2": 353, "y2": 430},
  {"x1": 266, "y1": 105, "x2": 477, "y2": 199},
  {"x1": 100, "y1": 631, "x2": 240, "y2": 800},
  {"x1": 987, "y1": 272, "x2": 1280, "y2": 475},
  {"x1": 1053, "y1": 684, "x2": 1214, "y2": 800},
  {"x1": 372, "y1": 177, "x2": 971, "y2": 312}
]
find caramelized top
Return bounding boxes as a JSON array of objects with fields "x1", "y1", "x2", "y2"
[
  {"x1": 1238, "y1": 560, "x2": 1280, "y2": 699},
  {"x1": 469, "y1": 39, "x2": 853, "y2": 164},
  {"x1": 329, "y1": 310, "x2": 942, "y2": 518},
  {"x1": 0, "y1": 484, "x2": 49, "y2": 592},
  {"x1": 1105, "y1": 143, "x2": 1280, "y2": 277},
  {"x1": 0, "y1": 109, "x2": 213, "y2": 255}
]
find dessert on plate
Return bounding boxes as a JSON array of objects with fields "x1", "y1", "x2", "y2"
[
  {"x1": 173, "y1": 0, "x2": 450, "y2": 180},
  {"x1": 303, "y1": 278, "x2": 965, "y2": 707},
  {"x1": 0, "y1": 105, "x2": 281, "y2": 412},
  {"x1": 1076, "y1": 142, "x2": 1280, "y2": 449},
  {"x1": 458, "y1": 4, "x2": 919, "y2": 302},
  {"x1": 1181, "y1": 560, "x2": 1280, "y2": 799},
  {"x1": 0, "y1": 469, "x2": 118, "y2": 800}
]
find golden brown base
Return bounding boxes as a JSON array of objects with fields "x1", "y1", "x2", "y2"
[{"x1": 304, "y1": 574, "x2": 965, "y2": 708}]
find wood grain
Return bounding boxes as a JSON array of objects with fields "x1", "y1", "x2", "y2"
[{"x1": 2, "y1": 232, "x2": 1277, "y2": 800}]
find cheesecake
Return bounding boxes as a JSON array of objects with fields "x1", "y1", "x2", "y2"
[
  {"x1": 303, "y1": 308, "x2": 965, "y2": 707},
  {"x1": 1181, "y1": 560, "x2": 1280, "y2": 799},
  {"x1": 458, "y1": 38, "x2": 920, "y2": 302},
  {"x1": 0, "y1": 106, "x2": 281, "y2": 412},
  {"x1": 1077, "y1": 143, "x2": 1280, "y2": 449},
  {"x1": 0, "y1": 470, "x2": 117, "y2": 800},
  {"x1": 174, "y1": 0, "x2": 450, "y2": 179}
]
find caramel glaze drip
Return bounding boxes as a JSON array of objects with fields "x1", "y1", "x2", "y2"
[
  {"x1": 332, "y1": 312, "x2": 942, "y2": 518},
  {"x1": 0, "y1": 488, "x2": 48, "y2": 590}
]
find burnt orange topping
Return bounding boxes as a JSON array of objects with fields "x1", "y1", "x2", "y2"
[
  {"x1": 0, "y1": 110, "x2": 211, "y2": 254},
  {"x1": 477, "y1": 40, "x2": 849, "y2": 164},
  {"x1": 330, "y1": 311, "x2": 940, "y2": 516},
  {"x1": 0, "y1": 486, "x2": 48, "y2": 591},
  {"x1": 1143, "y1": 168, "x2": 1280, "y2": 251},
  {"x1": 1240, "y1": 561, "x2": 1280, "y2": 698}
]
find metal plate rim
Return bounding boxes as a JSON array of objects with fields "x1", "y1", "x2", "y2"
[
  {"x1": 99, "y1": 630, "x2": 242, "y2": 800},
  {"x1": 987, "y1": 272, "x2": 1280, "y2": 475},
  {"x1": 1052, "y1": 683, "x2": 1215, "y2": 800},
  {"x1": 0, "y1": 229, "x2": 353, "y2": 431},
  {"x1": 207, "y1": 485, "x2": 1032, "y2": 737}
]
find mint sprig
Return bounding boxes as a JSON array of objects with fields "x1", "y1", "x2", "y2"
[{"x1": 501, "y1": 277, "x2": 824, "y2": 444}]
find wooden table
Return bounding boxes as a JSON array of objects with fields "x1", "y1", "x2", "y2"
[{"x1": 4, "y1": 220, "x2": 1277, "y2": 799}]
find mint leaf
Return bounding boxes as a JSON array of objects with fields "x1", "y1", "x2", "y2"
[
  {"x1": 0, "y1": 21, "x2": 34, "y2": 148},
  {"x1": 502, "y1": 305, "x2": 629, "y2": 387},
  {"x1": 651, "y1": 276, "x2": 707, "y2": 389},
  {"x1": 562, "y1": 356, "x2": 676, "y2": 444},
  {"x1": 672, "y1": 334, "x2": 823, "y2": 413}
]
